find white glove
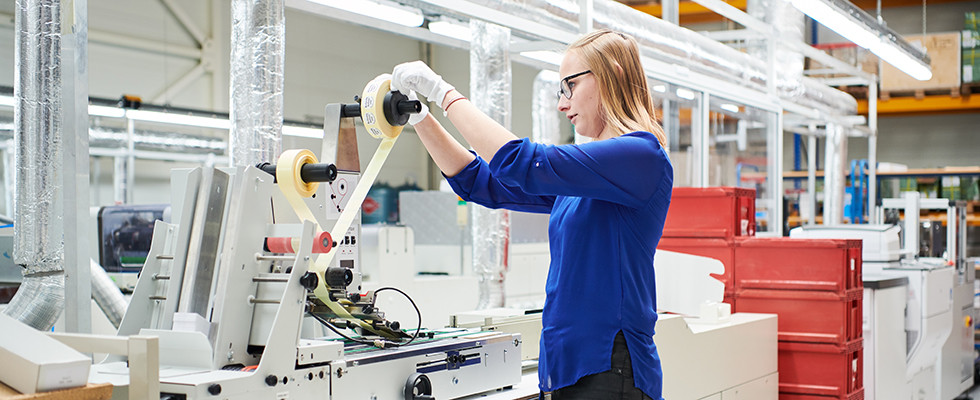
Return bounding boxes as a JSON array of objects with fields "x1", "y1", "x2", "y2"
[
  {"x1": 406, "y1": 90, "x2": 428, "y2": 126},
  {"x1": 391, "y1": 61, "x2": 455, "y2": 108}
]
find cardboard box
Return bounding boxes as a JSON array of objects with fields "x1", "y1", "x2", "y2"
[
  {"x1": 0, "y1": 314, "x2": 90, "y2": 394},
  {"x1": 880, "y1": 32, "x2": 961, "y2": 91}
]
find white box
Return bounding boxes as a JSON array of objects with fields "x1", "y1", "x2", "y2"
[{"x1": 0, "y1": 313, "x2": 90, "y2": 394}]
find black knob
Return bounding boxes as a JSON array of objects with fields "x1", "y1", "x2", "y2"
[
  {"x1": 348, "y1": 293, "x2": 361, "y2": 302},
  {"x1": 265, "y1": 375, "x2": 278, "y2": 386},
  {"x1": 325, "y1": 267, "x2": 353, "y2": 288},
  {"x1": 389, "y1": 321, "x2": 400, "y2": 331},
  {"x1": 383, "y1": 90, "x2": 420, "y2": 127},
  {"x1": 207, "y1": 384, "x2": 221, "y2": 395},
  {"x1": 300, "y1": 272, "x2": 319, "y2": 291}
]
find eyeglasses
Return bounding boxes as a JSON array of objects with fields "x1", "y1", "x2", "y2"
[{"x1": 557, "y1": 70, "x2": 592, "y2": 100}]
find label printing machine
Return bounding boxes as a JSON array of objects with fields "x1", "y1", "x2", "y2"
[{"x1": 87, "y1": 76, "x2": 522, "y2": 400}]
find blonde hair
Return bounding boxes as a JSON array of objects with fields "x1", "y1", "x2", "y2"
[{"x1": 567, "y1": 30, "x2": 667, "y2": 150}]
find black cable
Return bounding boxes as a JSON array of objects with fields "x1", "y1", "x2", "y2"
[
  {"x1": 308, "y1": 286, "x2": 423, "y2": 348},
  {"x1": 373, "y1": 286, "x2": 423, "y2": 346},
  {"x1": 308, "y1": 311, "x2": 378, "y2": 347}
]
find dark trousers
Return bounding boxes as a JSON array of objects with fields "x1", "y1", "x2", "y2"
[{"x1": 543, "y1": 331, "x2": 653, "y2": 400}]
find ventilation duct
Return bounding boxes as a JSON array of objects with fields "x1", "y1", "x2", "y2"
[
  {"x1": 470, "y1": 20, "x2": 512, "y2": 309},
  {"x1": 532, "y1": 70, "x2": 561, "y2": 145},
  {"x1": 230, "y1": 0, "x2": 285, "y2": 167},
  {"x1": 4, "y1": 0, "x2": 66, "y2": 330}
]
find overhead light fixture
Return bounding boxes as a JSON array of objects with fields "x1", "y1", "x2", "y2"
[
  {"x1": 0, "y1": 95, "x2": 13, "y2": 107},
  {"x1": 310, "y1": 0, "x2": 424, "y2": 27},
  {"x1": 653, "y1": 85, "x2": 667, "y2": 93},
  {"x1": 282, "y1": 125, "x2": 324, "y2": 138},
  {"x1": 786, "y1": 0, "x2": 932, "y2": 81},
  {"x1": 126, "y1": 109, "x2": 231, "y2": 130},
  {"x1": 720, "y1": 103, "x2": 740, "y2": 113},
  {"x1": 675, "y1": 88, "x2": 696, "y2": 100},
  {"x1": 520, "y1": 51, "x2": 564, "y2": 66},
  {"x1": 428, "y1": 18, "x2": 471, "y2": 41}
]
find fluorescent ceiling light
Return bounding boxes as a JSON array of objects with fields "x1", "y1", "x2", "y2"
[
  {"x1": 126, "y1": 109, "x2": 231, "y2": 130},
  {"x1": 653, "y1": 85, "x2": 667, "y2": 93},
  {"x1": 89, "y1": 105, "x2": 126, "y2": 118},
  {"x1": 520, "y1": 51, "x2": 564, "y2": 66},
  {"x1": 283, "y1": 125, "x2": 324, "y2": 138},
  {"x1": 429, "y1": 19, "x2": 471, "y2": 41},
  {"x1": 870, "y1": 40, "x2": 932, "y2": 81},
  {"x1": 720, "y1": 103, "x2": 740, "y2": 113},
  {"x1": 0, "y1": 95, "x2": 12, "y2": 107},
  {"x1": 675, "y1": 88, "x2": 696, "y2": 100},
  {"x1": 310, "y1": 0, "x2": 423, "y2": 27},
  {"x1": 787, "y1": 0, "x2": 931, "y2": 81}
]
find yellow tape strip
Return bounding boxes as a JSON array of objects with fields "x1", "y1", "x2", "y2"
[{"x1": 275, "y1": 74, "x2": 403, "y2": 337}]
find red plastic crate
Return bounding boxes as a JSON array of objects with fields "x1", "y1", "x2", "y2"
[
  {"x1": 779, "y1": 388, "x2": 864, "y2": 400},
  {"x1": 657, "y1": 237, "x2": 736, "y2": 297},
  {"x1": 663, "y1": 187, "x2": 756, "y2": 238},
  {"x1": 734, "y1": 238, "x2": 863, "y2": 294},
  {"x1": 778, "y1": 340, "x2": 863, "y2": 398},
  {"x1": 735, "y1": 288, "x2": 863, "y2": 345}
]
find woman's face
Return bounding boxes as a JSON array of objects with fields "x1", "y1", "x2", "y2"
[{"x1": 557, "y1": 51, "x2": 604, "y2": 139}]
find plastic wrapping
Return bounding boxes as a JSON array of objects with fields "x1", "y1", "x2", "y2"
[
  {"x1": 470, "y1": 20, "x2": 512, "y2": 309},
  {"x1": 532, "y1": 70, "x2": 561, "y2": 145},
  {"x1": 823, "y1": 123, "x2": 847, "y2": 225},
  {"x1": 5, "y1": 0, "x2": 66, "y2": 330},
  {"x1": 229, "y1": 0, "x2": 284, "y2": 167},
  {"x1": 90, "y1": 259, "x2": 127, "y2": 328},
  {"x1": 447, "y1": 0, "x2": 856, "y2": 114}
]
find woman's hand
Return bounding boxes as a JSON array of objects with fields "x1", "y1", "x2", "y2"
[{"x1": 392, "y1": 61, "x2": 455, "y2": 107}]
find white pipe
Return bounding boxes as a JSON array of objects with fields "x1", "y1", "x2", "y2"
[{"x1": 822, "y1": 123, "x2": 847, "y2": 225}]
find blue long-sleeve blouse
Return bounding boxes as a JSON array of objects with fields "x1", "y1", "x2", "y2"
[{"x1": 445, "y1": 131, "x2": 673, "y2": 399}]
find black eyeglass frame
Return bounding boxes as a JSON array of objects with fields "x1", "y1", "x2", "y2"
[{"x1": 557, "y1": 70, "x2": 592, "y2": 100}]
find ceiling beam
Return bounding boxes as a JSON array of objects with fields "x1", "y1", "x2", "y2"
[{"x1": 628, "y1": 0, "x2": 975, "y2": 25}]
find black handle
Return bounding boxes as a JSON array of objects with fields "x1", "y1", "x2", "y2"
[{"x1": 257, "y1": 162, "x2": 338, "y2": 183}]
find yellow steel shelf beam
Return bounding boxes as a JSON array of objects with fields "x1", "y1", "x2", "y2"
[
  {"x1": 631, "y1": 0, "x2": 746, "y2": 23},
  {"x1": 857, "y1": 94, "x2": 980, "y2": 116}
]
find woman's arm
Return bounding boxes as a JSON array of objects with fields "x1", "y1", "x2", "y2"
[
  {"x1": 440, "y1": 90, "x2": 519, "y2": 163},
  {"x1": 411, "y1": 112, "x2": 475, "y2": 177}
]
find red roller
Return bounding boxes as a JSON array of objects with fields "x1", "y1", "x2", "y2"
[{"x1": 265, "y1": 231, "x2": 334, "y2": 254}]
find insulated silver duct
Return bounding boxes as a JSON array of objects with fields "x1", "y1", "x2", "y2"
[
  {"x1": 532, "y1": 70, "x2": 561, "y2": 145},
  {"x1": 4, "y1": 0, "x2": 66, "y2": 330},
  {"x1": 748, "y1": 0, "x2": 804, "y2": 91},
  {"x1": 446, "y1": 0, "x2": 856, "y2": 115},
  {"x1": 470, "y1": 20, "x2": 511, "y2": 309},
  {"x1": 823, "y1": 123, "x2": 847, "y2": 225},
  {"x1": 90, "y1": 259, "x2": 127, "y2": 328},
  {"x1": 230, "y1": 0, "x2": 284, "y2": 167}
]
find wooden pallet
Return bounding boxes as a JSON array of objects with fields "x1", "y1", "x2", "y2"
[
  {"x1": 962, "y1": 82, "x2": 980, "y2": 96},
  {"x1": 879, "y1": 86, "x2": 961, "y2": 101}
]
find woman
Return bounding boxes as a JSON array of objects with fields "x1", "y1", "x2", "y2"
[{"x1": 392, "y1": 29, "x2": 672, "y2": 400}]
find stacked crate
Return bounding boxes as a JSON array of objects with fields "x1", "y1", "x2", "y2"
[
  {"x1": 733, "y1": 237, "x2": 864, "y2": 400},
  {"x1": 657, "y1": 187, "x2": 865, "y2": 399},
  {"x1": 658, "y1": 187, "x2": 756, "y2": 304}
]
